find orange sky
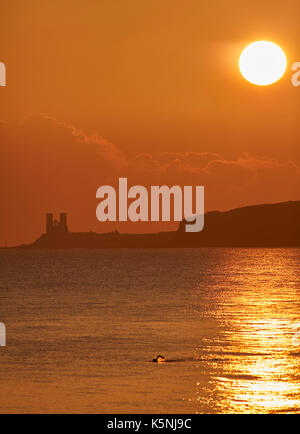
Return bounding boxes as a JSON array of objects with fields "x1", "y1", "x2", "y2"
[{"x1": 0, "y1": 0, "x2": 300, "y2": 245}]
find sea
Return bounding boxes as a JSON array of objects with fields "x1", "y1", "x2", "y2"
[{"x1": 0, "y1": 248, "x2": 299, "y2": 414}]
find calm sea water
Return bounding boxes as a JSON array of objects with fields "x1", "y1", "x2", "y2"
[{"x1": 0, "y1": 248, "x2": 299, "y2": 414}]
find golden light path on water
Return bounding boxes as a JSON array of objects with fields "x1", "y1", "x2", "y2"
[{"x1": 190, "y1": 249, "x2": 300, "y2": 414}]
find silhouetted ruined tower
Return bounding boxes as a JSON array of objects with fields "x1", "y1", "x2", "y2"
[
  {"x1": 59, "y1": 213, "x2": 68, "y2": 233},
  {"x1": 46, "y1": 213, "x2": 54, "y2": 234},
  {"x1": 46, "y1": 213, "x2": 69, "y2": 234}
]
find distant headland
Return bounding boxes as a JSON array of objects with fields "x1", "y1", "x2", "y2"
[{"x1": 4, "y1": 200, "x2": 300, "y2": 249}]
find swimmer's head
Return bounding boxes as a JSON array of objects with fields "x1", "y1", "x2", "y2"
[{"x1": 152, "y1": 355, "x2": 166, "y2": 363}]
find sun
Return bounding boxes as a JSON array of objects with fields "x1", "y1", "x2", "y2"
[{"x1": 239, "y1": 41, "x2": 287, "y2": 86}]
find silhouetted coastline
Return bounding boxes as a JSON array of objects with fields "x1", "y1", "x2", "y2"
[{"x1": 3, "y1": 200, "x2": 300, "y2": 249}]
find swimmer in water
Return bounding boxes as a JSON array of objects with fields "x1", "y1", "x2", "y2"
[{"x1": 152, "y1": 355, "x2": 166, "y2": 363}]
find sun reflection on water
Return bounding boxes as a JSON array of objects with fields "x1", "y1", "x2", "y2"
[{"x1": 190, "y1": 249, "x2": 300, "y2": 414}]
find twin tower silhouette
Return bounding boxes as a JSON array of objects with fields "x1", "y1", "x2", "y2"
[{"x1": 46, "y1": 213, "x2": 69, "y2": 234}]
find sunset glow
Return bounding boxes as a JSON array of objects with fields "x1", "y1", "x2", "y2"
[{"x1": 0, "y1": 0, "x2": 299, "y2": 417}]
